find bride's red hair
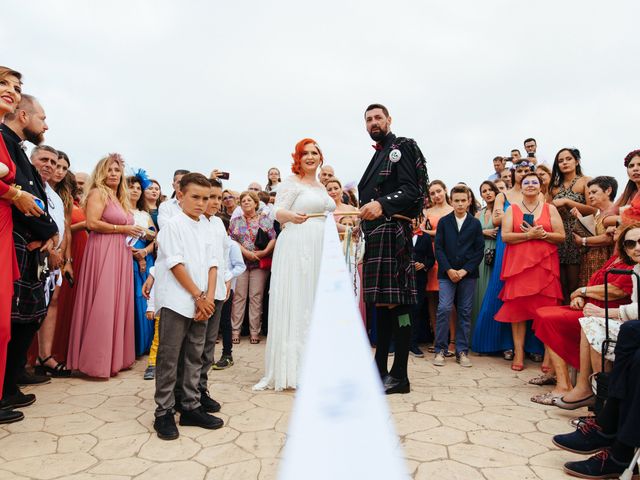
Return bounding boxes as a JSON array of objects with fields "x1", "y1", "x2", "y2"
[{"x1": 291, "y1": 138, "x2": 323, "y2": 177}]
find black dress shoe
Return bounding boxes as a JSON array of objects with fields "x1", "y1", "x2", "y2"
[
  {"x1": 0, "y1": 409, "x2": 24, "y2": 424},
  {"x1": 17, "y1": 372, "x2": 51, "y2": 386},
  {"x1": 200, "y1": 391, "x2": 221, "y2": 413},
  {"x1": 180, "y1": 406, "x2": 224, "y2": 429},
  {"x1": 154, "y1": 412, "x2": 179, "y2": 440},
  {"x1": 0, "y1": 391, "x2": 36, "y2": 410},
  {"x1": 383, "y1": 375, "x2": 410, "y2": 395}
]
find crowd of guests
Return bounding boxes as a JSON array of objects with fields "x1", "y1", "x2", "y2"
[{"x1": 1, "y1": 66, "x2": 639, "y2": 476}]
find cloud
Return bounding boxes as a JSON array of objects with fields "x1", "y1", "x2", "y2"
[{"x1": 3, "y1": 0, "x2": 639, "y2": 196}]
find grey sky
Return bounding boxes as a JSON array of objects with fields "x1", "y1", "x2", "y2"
[{"x1": 3, "y1": 1, "x2": 639, "y2": 197}]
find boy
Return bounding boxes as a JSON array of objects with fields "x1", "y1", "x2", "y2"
[
  {"x1": 178, "y1": 178, "x2": 229, "y2": 413},
  {"x1": 153, "y1": 173, "x2": 222, "y2": 440},
  {"x1": 433, "y1": 184, "x2": 484, "y2": 368}
]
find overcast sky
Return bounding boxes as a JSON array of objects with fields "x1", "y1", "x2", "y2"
[{"x1": 3, "y1": 1, "x2": 639, "y2": 198}]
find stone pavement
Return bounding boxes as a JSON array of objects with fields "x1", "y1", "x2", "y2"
[{"x1": 0, "y1": 344, "x2": 582, "y2": 480}]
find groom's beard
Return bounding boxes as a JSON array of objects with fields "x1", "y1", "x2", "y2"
[{"x1": 368, "y1": 127, "x2": 388, "y2": 143}]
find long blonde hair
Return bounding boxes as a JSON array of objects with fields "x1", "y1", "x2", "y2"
[{"x1": 86, "y1": 153, "x2": 130, "y2": 211}]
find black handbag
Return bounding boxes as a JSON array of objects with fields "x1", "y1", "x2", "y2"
[
  {"x1": 254, "y1": 228, "x2": 270, "y2": 250},
  {"x1": 484, "y1": 247, "x2": 496, "y2": 266},
  {"x1": 593, "y1": 268, "x2": 640, "y2": 414}
]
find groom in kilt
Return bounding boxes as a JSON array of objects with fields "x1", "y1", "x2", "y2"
[{"x1": 358, "y1": 104, "x2": 428, "y2": 394}]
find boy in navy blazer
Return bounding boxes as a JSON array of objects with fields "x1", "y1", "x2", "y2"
[{"x1": 433, "y1": 185, "x2": 485, "y2": 367}]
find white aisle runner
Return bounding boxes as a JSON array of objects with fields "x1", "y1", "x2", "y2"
[{"x1": 279, "y1": 215, "x2": 408, "y2": 480}]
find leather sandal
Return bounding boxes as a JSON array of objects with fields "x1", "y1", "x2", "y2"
[
  {"x1": 35, "y1": 356, "x2": 71, "y2": 378},
  {"x1": 232, "y1": 335, "x2": 240, "y2": 345},
  {"x1": 250, "y1": 337, "x2": 260, "y2": 344}
]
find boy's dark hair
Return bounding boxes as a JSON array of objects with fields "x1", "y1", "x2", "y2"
[
  {"x1": 364, "y1": 103, "x2": 389, "y2": 118},
  {"x1": 179, "y1": 172, "x2": 211, "y2": 191},
  {"x1": 450, "y1": 184, "x2": 470, "y2": 197}
]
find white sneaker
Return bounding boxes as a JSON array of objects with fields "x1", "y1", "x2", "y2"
[
  {"x1": 432, "y1": 352, "x2": 445, "y2": 367},
  {"x1": 457, "y1": 352, "x2": 472, "y2": 368}
]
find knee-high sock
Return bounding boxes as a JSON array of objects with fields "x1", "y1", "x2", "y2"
[
  {"x1": 374, "y1": 307, "x2": 392, "y2": 377},
  {"x1": 390, "y1": 306, "x2": 411, "y2": 380}
]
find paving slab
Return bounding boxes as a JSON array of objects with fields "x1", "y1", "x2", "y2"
[{"x1": 0, "y1": 345, "x2": 574, "y2": 479}]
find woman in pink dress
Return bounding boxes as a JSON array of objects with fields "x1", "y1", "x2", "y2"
[{"x1": 67, "y1": 154, "x2": 145, "y2": 378}]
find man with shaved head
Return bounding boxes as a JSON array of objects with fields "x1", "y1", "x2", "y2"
[{"x1": 318, "y1": 165, "x2": 335, "y2": 185}]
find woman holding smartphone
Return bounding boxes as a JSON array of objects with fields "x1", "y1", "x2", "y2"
[{"x1": 495, "y1": 171, "x2": 565, "y2": 371}]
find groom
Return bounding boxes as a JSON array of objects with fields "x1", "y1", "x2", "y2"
[{"x1": 358, "y1": 104, "x2": 428, "y2": 394}]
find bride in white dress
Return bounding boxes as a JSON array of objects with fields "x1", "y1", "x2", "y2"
[{"x1": 253, "y1": 139, "x2": 335, "y2": 391}]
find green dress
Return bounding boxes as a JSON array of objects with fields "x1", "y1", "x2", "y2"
[{"x1": 470, "y1": 207, "x2": 496, "y2": 341}]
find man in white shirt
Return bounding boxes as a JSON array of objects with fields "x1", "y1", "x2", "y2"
[
  {"x1": 157, "y1": 169, "x2": 189, "y2": 229},
  {"x1": 153, "y1": 173, "x2": 222, "y2": 440}
]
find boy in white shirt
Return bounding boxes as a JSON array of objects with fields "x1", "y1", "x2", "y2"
[
  {"x1": 175, "y1": 178, "x2": 229, "y2": 413},
  {"x1": 153, "y1": 173, "x2": 221, "y2": 440}
]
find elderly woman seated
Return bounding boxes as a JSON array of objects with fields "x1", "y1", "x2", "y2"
[{"x1": 531, "y1": 224, "x2": 637, "y2": 406}]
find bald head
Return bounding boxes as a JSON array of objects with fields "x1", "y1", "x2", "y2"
[
  {"x1": 318, "y1": 165, "x2": 335, "y2": 185},
  {"x1": 4, "y1": 94, "x2": 48, "y2": 144}
]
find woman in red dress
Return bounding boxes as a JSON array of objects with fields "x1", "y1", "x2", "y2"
[
  {"x1": 51, "y1": 176, "x2": 88, "y2": 363},
  {"x1": 495, "y1": 171, "x2": 565, "y2": 371},
  {"x1": 0, "y1": 66, "x2": 46, "y2": 424}
]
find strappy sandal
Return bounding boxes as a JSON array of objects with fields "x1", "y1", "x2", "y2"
[
  {"x1": 250, "y1": 337, "x2": 260, "y2": 344},
  {"x1": 503, "y1": 350, "x2": 514, "y2": 361},
  {"x1": 232, "y1": 336, "x2": 240, "y2": 345},
  {"x1": 528, "y1": 373, "x2": 557, "y2": 386},
  {"x1": 35, "y1": 355, "x2": 71, "y2": 378}
]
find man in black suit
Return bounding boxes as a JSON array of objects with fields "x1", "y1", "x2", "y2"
[
  {"x1": 358, "y1": 104, "x2": 428, "y2": 394},
  {"x1": 433, "y1": 184, "x2": 484, "y2": 368}
]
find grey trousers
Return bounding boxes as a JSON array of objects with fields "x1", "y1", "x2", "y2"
[
  {"x1": 175, "y1": 300, "x2": 223, "y2": 402},
  {"x1": 199, "y1": 300, "x2": 224, "y2": 393},
  {"x1": 154, "y1": 307, "x2": 207, "y2": 417}
]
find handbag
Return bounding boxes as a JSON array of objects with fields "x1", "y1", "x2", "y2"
[
  {"x1": 254, "y1": 228, "x2": 270, "y2": 250},
  {"x1": 258, "y1": 256, "x2": 272, "y2": 270},
  {"x1": 484, "y1": 247, "x2": 496, "y2": 266}
]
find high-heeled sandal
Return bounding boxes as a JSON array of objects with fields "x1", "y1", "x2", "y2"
[
  {"x1": 232, "y1": 336, "x2": 240, "y2": 345},
  {"x1": 250, "y1": 337, "x2": 260, "y2": 344},
  {"x1": 35, "y1": 356, "x2": 72, "y2": 378},
  {"x1": 511, "y1": 363, "x2": 524, "y2": 372},
  {"x1": 541, "y1": 365, "x2": 552, "y2": 374}
]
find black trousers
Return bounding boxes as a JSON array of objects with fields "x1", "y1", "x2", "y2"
[
  {"x1": 608, "y1": 320, "x2": 640, "y2": 447},
  {"x1": 220, "y1": 292, "x2": 233, "y2": 357},
  {"x1": 3, "y1": 322, "x2": 39, "y2": 398}
]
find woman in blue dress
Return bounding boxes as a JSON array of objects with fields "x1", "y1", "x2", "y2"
[
  {"x1": 472, "y1": 161, "x2": 545, "y2": 359},
  {"x1": 127, "y1": 174, "x2": 156, "y2": 356}
]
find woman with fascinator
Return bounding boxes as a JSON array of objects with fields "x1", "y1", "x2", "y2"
[
  {"x1": 67, "y1": 154, "x2": 145, "y2": 378},
  {"x1": 127, "y1": 170, "x2": 156, "y2": 356},
  {"x1": 253, "y1": 138, "x2": 335, "y2": 391}
]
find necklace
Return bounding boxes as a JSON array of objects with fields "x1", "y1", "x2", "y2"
[{"x1": 521, "y1": 200, "x2": 540, "y2": 214}]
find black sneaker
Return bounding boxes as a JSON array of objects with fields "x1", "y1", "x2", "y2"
[
  {"x1": 552, "y1": 418, "x2": 615, "y2": 454},
  {"x1": 0, "y1": 409, "x2": 24, "y2": 424},
  {"x1": 200, "y1": 391, "x2": 221, "y2": 413},
  {"x1": 179, "y1": 406, "x2": 224, "y2": 430},
  {"x1": 0, "y1": 391, "x2": 36, "y2": 410},
  {"x1": 409, "y1": 346, "x2": 424, "y2": 358},
  {"x1": 154, "y1": 412, "x2": 179, "y2": 440},
  {"x1": 563, "y1": 449, "x2": 633, "y2": 479},
  {"x1": 16, "y1": 372, "x2": 51, "y2": 386},
  {"x1": 211, "y1": 356, "x2": 234, "y2": 370}
]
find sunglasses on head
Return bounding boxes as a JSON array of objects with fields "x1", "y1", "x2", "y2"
[{"x1": 623, "y1": 238, "x2": 640, "y2": 250}]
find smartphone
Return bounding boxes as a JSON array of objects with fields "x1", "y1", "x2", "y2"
[
  {"x1": 218, "y1": 172, "x2": 230, "y2": 180},
  {"x1": 64, "y1": 271, "x2": 74, "y2": 288},
  {"x1": 522, "y1": 213, "x2": 535, "y2": 227}
]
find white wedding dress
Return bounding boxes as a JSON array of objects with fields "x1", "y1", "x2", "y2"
[{"x1": 253, "y1": 175, "x2": 335, "y2": 391}]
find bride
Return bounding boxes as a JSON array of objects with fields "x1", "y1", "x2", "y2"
[{"x1": 253, "y1": 138, "x2": 335, "y2": 391}]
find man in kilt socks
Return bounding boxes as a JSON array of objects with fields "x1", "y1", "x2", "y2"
[{"x1": 358, "y1": 104, "x2": 428, "y2": 394}]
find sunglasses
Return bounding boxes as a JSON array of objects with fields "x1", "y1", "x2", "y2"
[
  {"x1": 223, "y1": 196, "x2": 233, "y2": 201},
  {"x1": 623, "y1": 238, "x2": 640, "y2": 250}
]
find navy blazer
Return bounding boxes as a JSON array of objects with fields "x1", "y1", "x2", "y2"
[{"x1": 434, "y1": 212, "x2": 485, "y2": 279}]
